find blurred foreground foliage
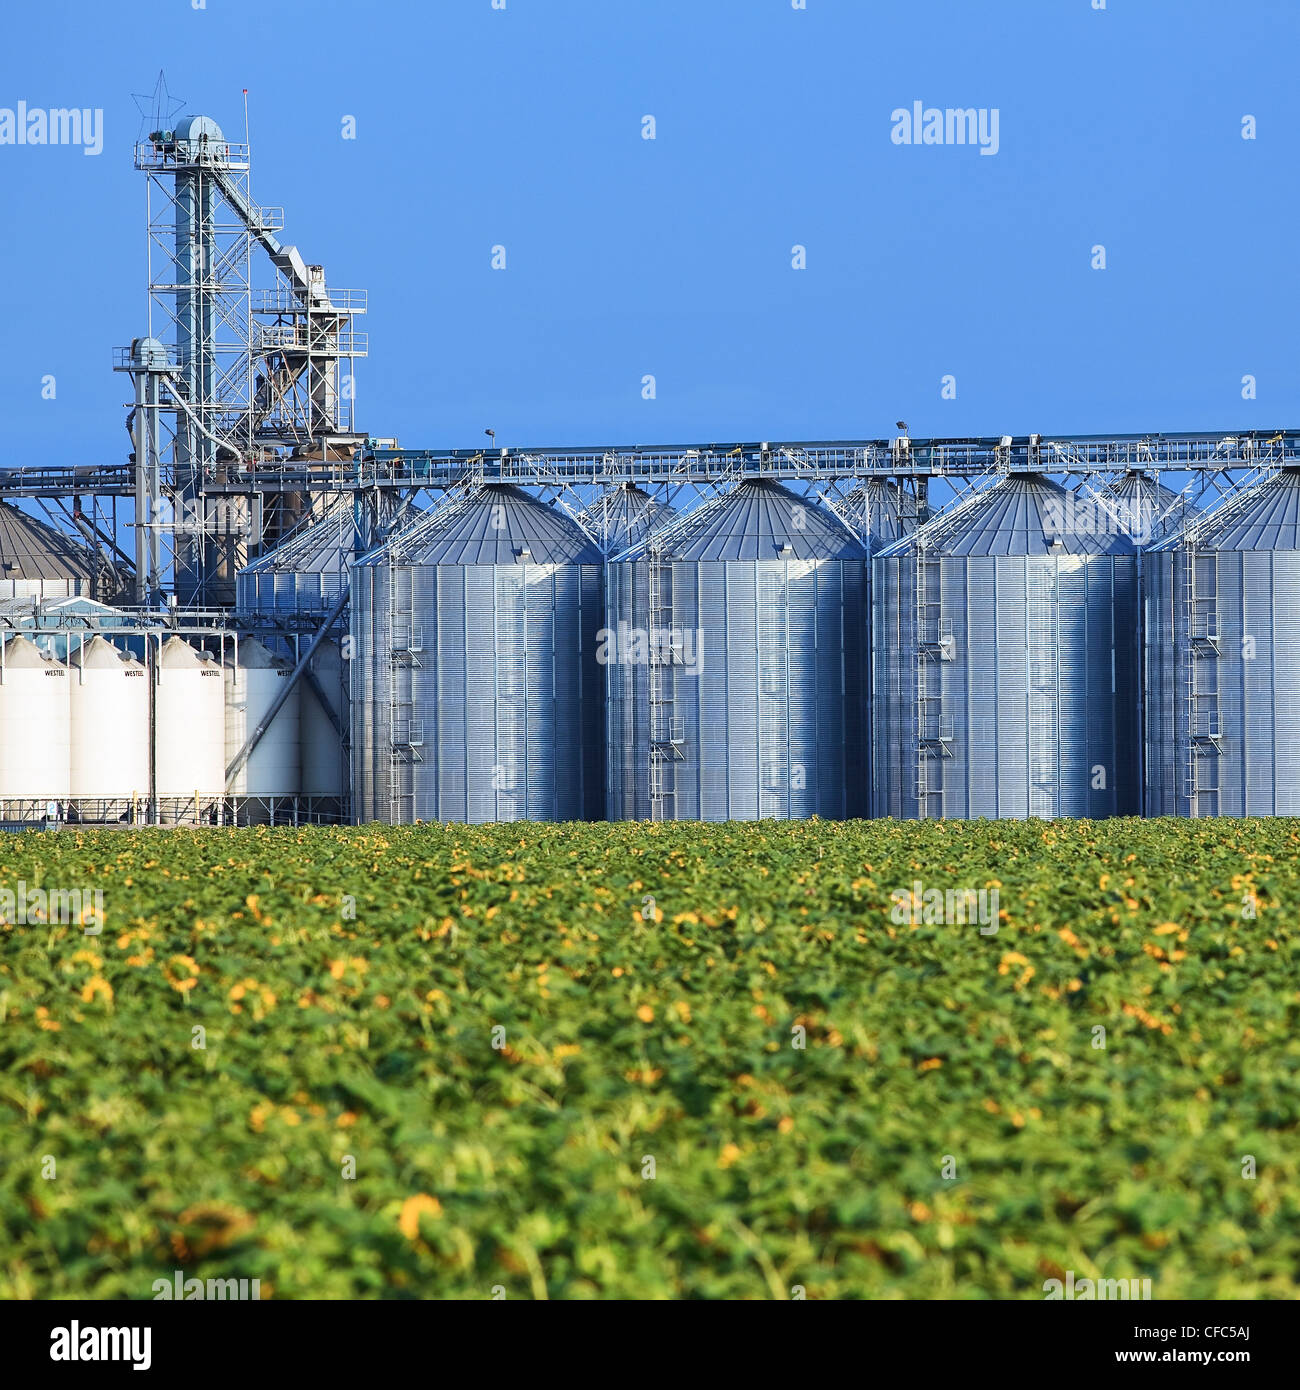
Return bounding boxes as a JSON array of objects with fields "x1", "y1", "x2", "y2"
[{"x1": 0, "y1": 816, "x2": 1296, "y2": 1299}]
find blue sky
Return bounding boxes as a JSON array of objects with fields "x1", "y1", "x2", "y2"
[{"x1": 1, "y1": 0, "x2": 1298, "y2": 465}]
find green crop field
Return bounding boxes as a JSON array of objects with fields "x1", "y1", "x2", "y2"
[{"x1": 0, "y1": 817, "x2": 1296, "y2": 1300}]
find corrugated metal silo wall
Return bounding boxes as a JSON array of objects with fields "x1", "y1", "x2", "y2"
[
  {"x1": 237, "y1": 568, "x2": 341, "y2": 615},
  {"x1": 870, "y1": 556, "x2": 917, "y2": 819},
  {"x1": 606, "y1": 556, "x2": 867, "y2": 821},
  {"x1": 873, "y1": 552, "x2": 1140, "y2": 819},
  {"x1": 604, "y1": 561, "x2": 653, "y2": 822},
  {"x1": 352, "y1": 558, "x2": 603, "y2": 824},
  {"x1": 1196, "y1": 550, "x2": 1300, "y2": 816}
]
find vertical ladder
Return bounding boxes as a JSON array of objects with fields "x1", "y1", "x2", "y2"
[
  {"x1": 913, "y1": 557, "x2": 950, "y2": 818},
  {"x1": 387, "y1": 562, "x2": 423, "y2": 823},
  {"x1": 1181, "y1": 549, "x2": 1221, "y2": 816},
  {"x1": 647, "y1": 555, "x2": 682, "y2": 821}
]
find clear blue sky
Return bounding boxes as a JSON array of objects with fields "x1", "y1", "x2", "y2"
[{"x1": 1, "y1": 0, "x2": 1297, "y2": 466}]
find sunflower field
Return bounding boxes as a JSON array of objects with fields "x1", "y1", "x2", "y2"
[{"x1": 0, "y1": 817, "x2": 1297, "y2": 1299}]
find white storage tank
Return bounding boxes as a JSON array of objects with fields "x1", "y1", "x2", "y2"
[
  {"x1": 224, "y1": 636, "x2": 301, "y2": 804},
  {"x1": 301, "y1": 637, "x2": 346, "y2": 803},
  {"x1": 69, "y1": 637, "x2": 150, "y2": 810},
  {"x1": 155, "y1": 636, "x2": 226, "y2": 813},
  {"x1": 0, "y1": 635, "x2": 70, "y2": 804}
]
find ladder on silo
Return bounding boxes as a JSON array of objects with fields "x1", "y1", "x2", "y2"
[
  {"x1": 647, "y1": 555, "x2": 683, "y2": 821},
  {"x1": 1180, "y1": 549, "x2": 1221, "y2": 817},
  {"x1": 913, "y1": 557, "x2": 951, "y2": 818},
  {"x1": 386, "y1": 565, "x2": 423, "y2": 823}
]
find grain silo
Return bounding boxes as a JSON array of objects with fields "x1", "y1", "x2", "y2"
[
  {"x1": 224, "y1": 637, "x2": 301, "y2": 807},
  {"x1": 841, "y1": 478, "x2": 914, "y2": 553},
  {"x1": 69, "y1": 637, "x2": 150, "y2": 812},
  {"x1": 605, "y1": 479, "x2": 868, "y2": 822},
  {"x1": 350, "y1": 484, "x2": 604, "y2": 824},
  {"x1": 873, "y1": 472, "x2": 1139, "y2": 820},
  {"x1": 236, "y1": 494, "x2": 352, "y2": 616},
  {"x1": 1145, "y1": 466, "x2": 1300, "y2": 816},
  {"x1": 155, "y1": 637, "x2": 226, "y2": 814},
  {"x1": 0, "y1": 503, "x2": 98, "y2": 600},
  {"x1": 0, "y1": 635, "x2": 70, "y2": 806},
  {"x1": 1093, "y1": 470, "x2": 1190, "y2": 547},
  {"x1": 577, "y1": 483, "x2": 676, "y2": 555},
  {"x1": 301, "y1": 636, "x2": 346, "y2": 810}
]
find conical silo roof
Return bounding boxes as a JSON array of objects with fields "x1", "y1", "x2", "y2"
[
  {"x1": 884, "y1": 473, "x2": 1135, "y2": 558},
  {"x1": 578, "y1": 484, "x2": 676, "y2": 554},
  {"x1": 0, "y1": 503, "x2": 95, "y2": 582},
  {"x1": 842, "y1": 479, "x2": 910, "y2": 553},
  {"x1": 360, "y1": 484, "x2": 602, "y2": 566},
  {"x1": 1173, "y1": 466, "x2": 1300, "y2": 551},
  {"x1": 242, "y1": 494, "x2": 352, "y2": 574},
  {"x1": 1, "y1": 634, "x2": 55, "y2": 668},
  {"x1": 224, "y1": 636, "x2": 291, "y2": 670},
  {"x1": 160, "y1": 635, "x2": 217, "y2": 671},
  {"x1": 632, "y1": 479, "x2": 866, "y2": 562},
  {"x1": 70, "y1": 635, "x2": 140, "y2": 670},
  {"x1": 1095, "y1": 470, "x2": 1190, "y2": 544}
]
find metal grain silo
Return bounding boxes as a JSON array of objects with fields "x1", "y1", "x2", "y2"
[
  {"x1": 236, "y1": 495, "x2": 352, "y2": 616},
  {"x1": 69, "y1": 637, "x2": 150, "y2": 812},
  {"x1": 1093, "y1": 470, "x2": 1190, "y2": 547},
  {"x1": 1145, "y1": 466, "x2": 1300, "y2": 816},
  {"x1": 0, "y1": 502, "x2": 99, "y2": 600},
  {"x1": 605, "y1": 479, "x2": 868, "y2": 822},
  {"x1": 0, "y1": 635, "x2": 70, "y2": 805},
  {"x1": 576, "y1": 483, "x2": 676, "y2": 555},
  {"x1": 350, "y1": 484, "x2": 604, "y2": 824},
  {"x1": 873, "y1": 472, "x2": 1139, "y2": 820},
  {"x1": 841, "y1": 479, "x2": 913, "y2": 553}
]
